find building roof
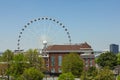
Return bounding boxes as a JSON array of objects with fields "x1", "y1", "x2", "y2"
[{"x1": 46, "y1": 42, "x2": 93, "y2": 52}]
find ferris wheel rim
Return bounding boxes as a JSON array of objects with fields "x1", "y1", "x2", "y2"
[{"x1": 17, "y1": 17, "x2": 72, "y2": 50}]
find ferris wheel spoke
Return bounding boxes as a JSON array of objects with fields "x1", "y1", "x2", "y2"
[
  {"x1": 26, "y1": 28, "x2": 39, "y2": 38},
  {"x1": 20, "y1": 33, "x2": 37, "y2": 49},
  {"x1": 43, "y1": 21, "x2": 47, "y2": 38},
  {"x1": 45, "y1": 20, "x2": 52, "y2": 38},
  {"x1": 51, "y1": 28, "x2": 69, "y2": 44}
]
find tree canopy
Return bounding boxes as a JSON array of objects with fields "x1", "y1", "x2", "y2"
[
  {"x1": 97, "y1": 52, "x2": 117, "y2": 69},
  {"x1": 80, "y1": 66, "x2": 115, "y2": 80},
  {"x1": 18, "y1": 67, "x2": 44, "y2": 80},
  {"x1": 0, "y1": 50, "x2": 14, "y2": 79},
  {"x1": 117, "y1": 75, "x2": 120, "y2": 80},
  {"x1": 80, "y1": 66, "x2": 98, "y2": 80},
  {"x1": 117, "y1": 53, "x2": 120, "y2": 65},
  {"x1": 96, "y1": 67, "x2": 115, "y2": 80},
  {"x1": 8, "y1": 53, "x2": 27, "y2": 79},
  {"x1": 0, "y1": 49, "x2": 45, "y2": 79},
  {"x1": 62, "y1": 53, "x2": 84, "y2": 77},
  {"x1": 2, "y1": 49, "x2": 14, "y2": 62},
  {"x1": 25, "y1": 49, "x2": 45, "y2": 71},
  {"x1": 58, "y1": 72, "x2": 75, "y2": 80}
]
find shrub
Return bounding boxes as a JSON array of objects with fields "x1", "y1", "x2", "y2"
[{"x1": 58, "y1": 72, "x2": 75, "y2": 80}]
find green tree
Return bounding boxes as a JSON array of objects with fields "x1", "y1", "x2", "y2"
[
  {"x1": 2, "y1": 49, "x2": 14, "y2": 62},
  {"x1": 87, "y1": 66, "x2": 98, "y2": 79},
  {"x1": 117, "y1": 75, "x2": 120, "y2": 80},
  {"x1": 62, "y1": 53, "x2": 84, "y2": 77},
  {"x1": 97, "y1": 52, "x2": 117, "y2": 69},
  {"x1": 7, "y1": 49, "x2": 45, "y2": 79},
  {"x1": 80, "y1": 71, "x2": 87, "y2": 80},
  {"x1": 1, "y1": 49, "x2": 14, "y2": 80},
  {"x1": 58, "y1": 72, "x2": 75, "y2": 80},
  {"x1": 9, "y1": 53, "x2": 27, "y2": 78},
  {"x1": 96, "y1": 67, "x2": 115, "y2": 80},
  {"x1": 117, "y1": 53, "x2": 120, "y2": 65},
  {"x1": 0, "y1": 56, "x2": 2, "y2": 61},
  {"x1": 25, "y1": 49, "x2": 45, "y2": 71},
  {"x1": 19, "y1": 67, "x2": 44, "y2": 80},
  {"x1": 80, "y1": 67, "x2": 98, "y2": 80}
]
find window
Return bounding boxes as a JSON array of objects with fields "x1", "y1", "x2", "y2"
[
  {"x1": 46, "y1": 64, "x2": 49, "y2": 67},
  {"x1": 58, "y1": 56, "x2": 62, "y2": 66},
  {"x1": 85, "y1": 58, "x2": 88, "y2": 67},
  {"x1": 51, "y1": 56, "x2": 55, "y2": 66},
  {"x1": 51, "y1": 68, "x2": 55, "y2": 73},
  {"x1": 58, "y1": 68, "x2": 62, "y2": 73},
  {"x1": 90, "y1": 58, "x2": 93, "y2": 67}
]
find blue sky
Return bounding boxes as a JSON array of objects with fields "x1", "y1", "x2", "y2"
[{"x1": 0, "y1": 0, "x2": 120, "y2": 51}]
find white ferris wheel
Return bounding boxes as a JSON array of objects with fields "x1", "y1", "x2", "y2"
[{"x1": 17, "y1": 17, "x2": 72, "y2": 51}]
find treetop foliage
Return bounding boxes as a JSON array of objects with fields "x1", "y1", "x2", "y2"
[
  {"x1": 58, "y1": 72, "x2": 75, "y2": 80},
  {"x1": 0, "y1": 49, "x2": 45, "y2": 80},
  {"x1": 62, "y1": 52, "x2": 84, "y2": 77},
  {"x1": 97, "y1": 51, "x2": 117, "y2": 69},
  {"x1": 19, "y1": 67, "x2": 44, "y2": 80}
]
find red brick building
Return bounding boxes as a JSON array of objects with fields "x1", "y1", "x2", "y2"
[{"x1": 42, "y1": 42, "x2": 95, "y2": 75}]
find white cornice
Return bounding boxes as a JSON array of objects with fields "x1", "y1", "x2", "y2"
[{"x1": 44, "y1": 50, "x2": 93, "y2": 53}]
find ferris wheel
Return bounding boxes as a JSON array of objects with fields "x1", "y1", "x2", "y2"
[{"x1": 17, "y1": 17, "x2": 72, "y2": 51}]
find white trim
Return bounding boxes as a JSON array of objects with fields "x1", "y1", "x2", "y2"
[{"x1": 45, "y1": 50, "x2": 93, "y2": 53}]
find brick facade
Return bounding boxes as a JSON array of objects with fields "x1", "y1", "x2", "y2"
[{"x1": 42, "y1": 42, "x2": 95, "y2": 74}]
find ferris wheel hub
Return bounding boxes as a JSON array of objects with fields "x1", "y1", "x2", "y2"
[{"x1": 43, "y1": 40, "x2": 47, "y2": 45}]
